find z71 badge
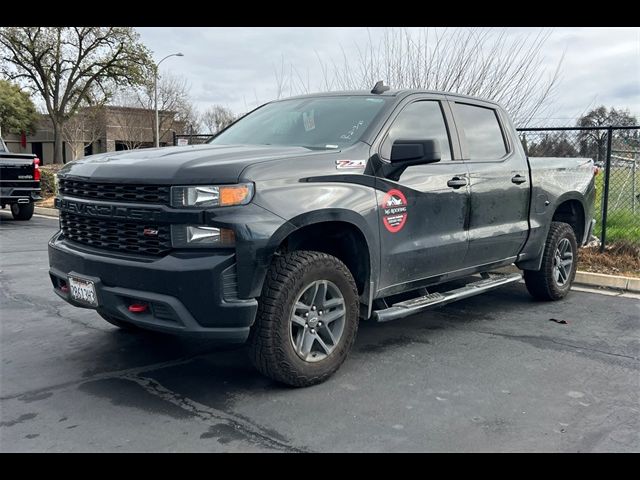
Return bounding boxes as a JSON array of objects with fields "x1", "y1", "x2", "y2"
[{"x1": 335, "y1": 159, "x2": 366, "y2": 169}]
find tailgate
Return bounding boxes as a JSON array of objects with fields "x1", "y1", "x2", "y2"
[{"x1": 0, "y1": 161, "x2": 36, "y2": 181}]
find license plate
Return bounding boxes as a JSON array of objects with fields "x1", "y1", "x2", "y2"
[{"x1": 68, "y1": 277, "x2": 98, "y2": 307}]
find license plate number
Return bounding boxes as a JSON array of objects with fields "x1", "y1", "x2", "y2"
[{"x1": 68, "y1": 277, "x2": 98, "y2": 307}]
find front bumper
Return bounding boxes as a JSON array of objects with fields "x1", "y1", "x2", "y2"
[{"x1": 48, "y1": 232, "x2": 257, "y2": 342}]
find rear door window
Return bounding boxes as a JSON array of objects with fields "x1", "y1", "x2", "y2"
[{"x1": 454, "y1": 103, "x2": 508, "y2": 160}]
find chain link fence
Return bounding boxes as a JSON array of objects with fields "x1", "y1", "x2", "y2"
[{"x1": 518, "y1": 126, "x2": 640, "y2": 250}]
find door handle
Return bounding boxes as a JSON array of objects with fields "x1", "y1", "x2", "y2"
[
  {"x1": 447, "y1": 177, "x2": 467, "y2": 189},
  {"x1": 511, "y1": 174, "x2": 527, "y2": 185}
]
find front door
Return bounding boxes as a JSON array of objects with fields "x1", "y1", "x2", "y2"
[{"x1": 373, "y1": 98, "x2": 471, "y2": 294}]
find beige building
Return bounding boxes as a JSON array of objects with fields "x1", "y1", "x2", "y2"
[{"x1": 3, "y1": 106, "x2": 186, "y2": 165}]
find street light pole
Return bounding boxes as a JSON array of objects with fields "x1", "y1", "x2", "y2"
[{"x1": 154, "y1": 52, "x2": 184, "y2": 148}]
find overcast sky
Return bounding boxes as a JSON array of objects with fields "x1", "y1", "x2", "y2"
[{"x1": 137, "y1": 27, "x2": 640, "y2": 127}]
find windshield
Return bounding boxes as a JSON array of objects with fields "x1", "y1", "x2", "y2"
[{"x1": 209, "y1": 96, "x2": 389, "y2": 150}]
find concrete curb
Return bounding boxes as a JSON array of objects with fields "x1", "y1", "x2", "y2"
[
  {"x1": 496, "y1": 264, "x2": 639, "y2": 293},
  {"x1": 35, "y1": 206, "x2": 59, "y2": 217},
  {"x1": 575, "y1": 271, "x2": 640, "y2": 293}
]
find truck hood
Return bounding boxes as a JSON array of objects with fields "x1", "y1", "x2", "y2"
[{"x1": 58, "y1": 144, "x2": 326, "y2": 184}]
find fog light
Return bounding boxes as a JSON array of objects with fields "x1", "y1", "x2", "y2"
[
  {"x1": 128, "y1": 303, "x2": 148, "y2": 313},
  {"x1": 171, "y1": 225, "x2": 235, "y2": 248}
]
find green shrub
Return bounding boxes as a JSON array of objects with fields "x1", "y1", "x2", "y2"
[{"x1": 39, "y1": 165, "x2": 63, "y2": 196}]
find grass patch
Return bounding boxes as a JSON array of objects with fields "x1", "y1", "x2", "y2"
[{"x1": 593, "y1": 166, "x2": 640, "y2": 245}]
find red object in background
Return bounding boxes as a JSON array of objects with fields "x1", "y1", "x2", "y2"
[
  {"x1": 33, "y1": 158, "x2": 40, "y2": 181},
  {"x1": 20, "y1": 131, "x2": 26, "y2": 148}
]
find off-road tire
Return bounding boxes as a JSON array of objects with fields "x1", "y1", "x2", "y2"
[
  {"x1": 524, "y1": 221, "x2": 578, "y2": 301},
  {"x1": 248, "y1": 251, "x2": 359, "y2": 387},
  {"x1": 97, "y1": 309, "x2": 141, "y2": 331},
  {"x1": 11, "y1": 202, "x2": 34, "y2": 220}
]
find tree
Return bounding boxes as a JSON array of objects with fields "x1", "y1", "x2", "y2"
[
  {"x1": 61, "y1": 105, "x2": 105, "y2": 160},
  {"x1": 274, "y1": 27, "x2": 562, "y2": 126},
  {"x1": 523, "y1": 132, "x2": 579, "y2": 157},
  {"x1": 0, "y1": 79, "x2": 39, "y2": 136},
  {"x1": 201, "y1": 105, "x2": 236, "y2": 134},
  {"x1": 577, "y1": 106, "x2": 638, "y2": 163},
  {"x1": 111, "y1": 72, "x2": 198, "y2": 145},
  {"x1": 0, "y1": 27, "x2": 152, "y2": 163}
]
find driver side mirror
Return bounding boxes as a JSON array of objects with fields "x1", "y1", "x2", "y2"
[{"x1": 390, "y1": 139, "x2": 441, "y2": 165}]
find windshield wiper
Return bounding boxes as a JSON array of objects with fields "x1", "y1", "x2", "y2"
[{"x1": 297, "y1": 145, "x2": 340, "y2": 151}]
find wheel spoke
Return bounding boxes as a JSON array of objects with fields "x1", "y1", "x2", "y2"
[
  {"x1": 301, "y1": 330, "x2": 315, "y2": 359},
  {"x1": 321, "y1": 309, "x2": 344, "y2": 324},
  {"x1": 294, "y1": 301, "x2": 310, "y2": 314},
  {"x1": 315, "y1": 334, "x2": 331, "y2": 354},
  {"x1": 322, "y1": 324, "x2": 337, "y2": 345},
  {"x1": 295, "y1": 328, "x2": 305, "y2": 352},
  {"x1": 323, "y1": 297, "x2": 344, "y2": 309},
  {"x1": 291, "y1": 315, "x2": 307, "y2": 327},
  {"x1": 553, "y1": 267, "x2": 561, "y2": 283},
  {"x1": 312, "y1": 281, "x2": 327, "y2": 308},
  {"x1": 558, "y1": 265, "x2": 567, "y2": 283}
]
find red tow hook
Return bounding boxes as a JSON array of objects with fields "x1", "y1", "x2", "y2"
[
  {"x1": 128, "y1": 303, "x2": 148, "y2": 313},
  {"x1": 60, "y1": 285, "x2": 69, "y2": 293}
]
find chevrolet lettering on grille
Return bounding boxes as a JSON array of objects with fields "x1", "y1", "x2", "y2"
[{"x1": 56, "y1": 198, "x2": 162, "y2": 222}]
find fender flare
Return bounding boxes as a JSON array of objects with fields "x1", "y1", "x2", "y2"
[{"x1": 257, "y1": 208, "x2": 379, "y2": 300}]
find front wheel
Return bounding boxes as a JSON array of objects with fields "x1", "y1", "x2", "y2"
[
  {"x1": 524, "y1": 221, "x2": 578, "y2": 301},
  {"x1": 11, "y1": 202, "x2": 34, "y2": 221},
  {"x1": 249, "y1": 251, "x2": 359, "y2": 387}
]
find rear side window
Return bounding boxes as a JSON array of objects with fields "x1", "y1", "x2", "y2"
[
  {"x1": 454, "y1": 103, "x2": 507, "y2": 160},
  {"x1": 381, "y1": 101, "x2": 452, "y2": 161}
]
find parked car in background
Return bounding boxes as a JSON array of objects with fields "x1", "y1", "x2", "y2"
[{"x1": 0, "y1": 136, "x2": 41, "y2": 220}]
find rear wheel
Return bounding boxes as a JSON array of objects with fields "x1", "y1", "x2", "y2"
[
  {"x1": 524, "y1": 221, "x2": 578, "y2": 301},
  {"x1": 249, "y1": 251, "x2": 359, "y2": 387},
  {"x1": 11, "y1": 202, "x2": 34, "y2": 220},
  {"x1": 97, "y1": 310, "x2": 141, "y2": 331}
]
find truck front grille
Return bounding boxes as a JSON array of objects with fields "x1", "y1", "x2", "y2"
[
  {"x1": 58, "y1": 179, "x2": 170, "y2": 205},
  {"x1": 60, "y1": 211, "x2": 171, "y2": 256}
]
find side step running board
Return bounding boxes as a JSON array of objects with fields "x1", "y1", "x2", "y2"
[{"x1": 372, "y1": 272, "x2": 522, "y2": 323}]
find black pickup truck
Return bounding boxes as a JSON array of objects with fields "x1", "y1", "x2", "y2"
[
  {"x1": 0, "y1": 137, "x2": 41, "y2": 220},
  {"x1": 48, "y1": 85, "x2": 596, "y2": 386}
]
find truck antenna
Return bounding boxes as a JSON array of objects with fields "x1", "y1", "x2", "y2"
[{"x1": 371, "y1": 80, "x2": 390, "y2": 94}]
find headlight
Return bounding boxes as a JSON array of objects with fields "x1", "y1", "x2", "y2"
[
  {"x1": 171, "y1": 183, "x2": 254, "y2": 208},
  {"x1": 171, "y1": 225, "x2": 235, "y2": 248}
]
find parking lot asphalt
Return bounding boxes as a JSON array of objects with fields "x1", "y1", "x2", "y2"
[{"x1": 1, "y1": 211, "x2": 638, "y2": 452}]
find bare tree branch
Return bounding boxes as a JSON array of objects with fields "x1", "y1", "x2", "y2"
[{"x1": 274, "y1": 28, "x2": 563, "y2": 127}]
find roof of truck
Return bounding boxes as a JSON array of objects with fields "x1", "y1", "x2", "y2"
[{"x1": 279, "y1": 88, "x2": 502, "y2": 107}]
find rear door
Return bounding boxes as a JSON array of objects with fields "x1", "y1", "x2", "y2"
[
  {"x1": 372, "y1": 95, "x2": 471, "y2": 293},
  {"x1": 449, "y1": 99, "x2": 530, "y2": 266}
]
